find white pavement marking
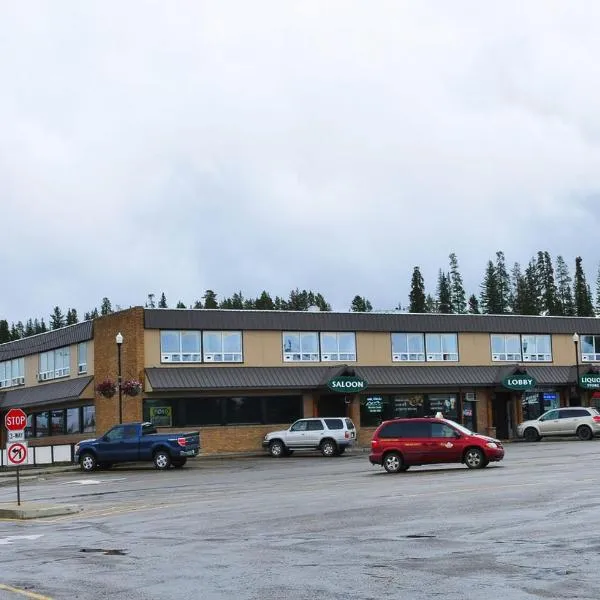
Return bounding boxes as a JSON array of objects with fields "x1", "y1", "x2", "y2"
[
  {"x1": 0, "y1": 534, "x2": 43, "y2": 545},
  {"x1": 61, "y1": 478, "x2": 127, "y2": 485}
]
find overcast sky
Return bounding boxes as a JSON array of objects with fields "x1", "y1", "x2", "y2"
[{"x1": 2, "y1": 1, "x2": 600, "y2": 323}]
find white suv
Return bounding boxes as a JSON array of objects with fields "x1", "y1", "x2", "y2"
[
  {"x1": 517, "y1": 407, "x2": 600, "y2": 441},
  {"x1": 262, "y1": 417, "x2": 357, "y2": 457}
]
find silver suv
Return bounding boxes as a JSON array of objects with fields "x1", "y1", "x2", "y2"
[
  {"x1": 262, "y1": 417, "x2": 356, "y2": 457},
  {"x1": 517, "y1": 407, "x2": 600, "y2": 442}
]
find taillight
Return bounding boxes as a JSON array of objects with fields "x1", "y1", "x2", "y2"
[
  {"x1": 345, "y1": 431, "x2": 350, "y2": 439},
  {"x1": 593, "y1": 416, "x2": 600, "y2": 423},
  {"x1": 371, "y1": 439, "x2": 379, "y2": 448},
  {"x1": 177, "y1": 437, "x2": 187, "y2": 447}
]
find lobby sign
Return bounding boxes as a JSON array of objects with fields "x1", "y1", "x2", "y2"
[
  {"x1": 579, "y1": 374, "x2": 600, "y2": 389},
  {"x1": 327, "y1": 376, "x2": 368, "y2": 393},
  {"x1": 502, "y1": 375, "x2": 536, "y2": 391}
]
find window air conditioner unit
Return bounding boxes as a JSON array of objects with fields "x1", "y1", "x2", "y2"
[
  {"x1": 204, "y1": 354, "x2": 214, "y2": 361},
  {"x1": 427, "y1": 354, "x2": 435, "y2": 361},
  {"x1": 583, "y1": 354, "x2": 592, "y2": 361},
  {"x1": 322, "y1": 354, "x2": 330, "y2": 361},
  {"x1": 161, "y1": 354, "x2": 171, "y2": 362},
  {"x1": 522, "y1": 354, "x2": 531, "y2": 361},
  {"x1": 78, "y1": 365, "x2": 87, "y2": 374},
  {"x1": 465, "y1": 392, "x2": 476, "y2": 402},
  {"x1": 283, "y1": 355, "x2": 293, "y2": 362},
  {"x1": 392, "y1": 354, "x2": 401, "y2": 361},
  {"x1": 492, "y1": 354, "x2": 501, "y2": 361}
]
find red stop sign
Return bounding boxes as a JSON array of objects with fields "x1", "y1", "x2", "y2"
[{"x1": 5, "y1": 408, "x2": 27, "y2": 431}]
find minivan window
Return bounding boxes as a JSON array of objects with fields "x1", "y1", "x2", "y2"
[
  {"x1": 560, "y1": 409, "x2": 589, "y2": 418},
  {"x1": 540, "y1": 410, "x2": 559, "y2": 421},
  {"x1": 431, "y1": 423, "x2": 457, "y2": 438},
  {"x1": 379, "y1": 421, "x2": 429, "y2": 438},
  {"x1": 324, "y1": 419, "x2": 343, "y2": 430}
]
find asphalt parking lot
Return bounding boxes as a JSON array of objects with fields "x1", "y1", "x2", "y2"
[{"x1": 0, "y1": 441, "x2": 599, "y2": 600}]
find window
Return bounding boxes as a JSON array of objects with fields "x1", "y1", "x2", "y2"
[
  {"x1": 521, "y1": 335, "x2": 552, "y2": 362},
  {"x1": 27, "y1": 405, "x2": 95, "y2": 437},
  {"x1": 581, "y1": 335, "x2": 600, "y2": 362},
  {"x1": 78, "y1": 342, "x2": 88, "y2": 374},
  {"x1": 320, "y1": 332, "x2": 356, "y2": 361},
  {"x1": 203, "y1": 331, "x2": 243, "y2": 362},
  {"x1": 391, "y1": 333, "x2": 425, "y2": 362},
  {"x1": 393, "y1": 395, "x2": 424, "y2": 418},
  {"x1": 282, "y1": 332, "x2": 319, "y2": 362},
  {"x1": 540, "y1": 410, "x2": 559, "y2": 421},
  {"x1": 431, "y1": 422, "x2": 458, "y2": 438},
  {"x1": 66, "y1": 408, "x2": 81, "y2": 434},
  {"x1": 324, "y1": 419, "x2": 343, "y2": 430},
  {"x1": 184, "y1": 398, "x2": 223, "y2": 426},
  {"x1": 290, "y1": 420, "x2": 309, "y2": 432},
  {"x1": 491, "y1": 335, "x2": 522, "y2": 361},
  {"x1": 226, "y1": 397, "x2": 262, "y2": 424},
  {"x1": 104, "y1": 426, "x2": 126, "y2": 442},
  {"x1": 427, "y1": 395, "x2": 458, "y2": 421},
  {"x1": 39, "y1": 347, "x2": 70, "y2": 380},
  {"x1": 560, "y1": 409, "x2": 590, "y2": 418},
  {"x1": 51, "y1": 410, "x2": 65, "y2": 435},
  {"x1": 378, "y1": 420, "x2": 430, "y2": 438},
  {"x1": 0, "y1": 358, "x2": 24, "y2": 388},
  {"x1": 83, "y1": 405, "x2": 96, "y2": 433},
  {"x1": 35, "y1": 412, "x2": 49, "y2": 437},
  {"x1": 264, "y1": 396, "x2": 303, "y2": 424},
  {"x1": 160, "y1": 331, "x2": 202, "y2": 363},
  {"x1": 307, "y1": 420, "x2": 325, "y2": 431},
  {"x1": 425, "y1": 334, "x2": 458, "y2": 361}
]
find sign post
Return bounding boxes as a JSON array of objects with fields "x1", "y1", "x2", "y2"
[{"x1": 5, "y1": 408, "x2": 27, "y2": 506}]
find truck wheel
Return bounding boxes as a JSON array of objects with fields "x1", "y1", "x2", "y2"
[
  {"x1": 172, "y1": 458, "x2": 187, "y2": 468},
  {"x1": 320, "y1": 439, "x2": 337, "y2": 457},
  {"x1": 80, "y1": 452, "x2": 97, "y2": 472},
  {"x1": 269, "y1": 440, "x2": 285, "y2": 457},
  {"x1": 153, "y1": 450, "x2": 171, "y2": 470}
]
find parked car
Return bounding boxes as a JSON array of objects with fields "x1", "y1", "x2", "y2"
[
  {"x1": 75, "y1": 422, "x2": 201, "y2": 471},
  {"x1": 516, "y1": 407, "x2": 600, "y2": 442},
  {"x1": 263, "y1": 417, "x2": 356, "y2": 457},
  {"x1": 369, "y1": 417, "x2": 504, "y2": 473}
]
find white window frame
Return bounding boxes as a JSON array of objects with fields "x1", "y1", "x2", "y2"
[
  {"x1": 425, "y1": 333, "x2": 459, "y2": 362},
  {"x1": 391, "y1": 333, "x2": 425, "y2": 362},
  {"x1": 490, "y1": 334, "x2": 522, "y2": 362},
  {"x1": 160, "y1": 331, "x2": 202, "y2": 363},
  {"x1": 521, "y1": 335, "x2": 552, "y2": 362},
  {"x1": 78, "y1": 342, "x2": 88, "y2": 374},
  {"x1": 202, "y1": 331, "x2": 243, "y2": 363},
  {"x1": 319, "y1": 332, "x2": 356, "y2": 362},
  {"x1": 581, "y1": 335, "x2": 600, "y2": 362},
  {"x1": 282, "y1": 332, "x2": 319, "y2": 362},
  {"x1": 38, "y1": 347, "x2": 70, "y2": 381},
  {"x1": 0, "y1": 358, "x2": 24, "y2": 388}
]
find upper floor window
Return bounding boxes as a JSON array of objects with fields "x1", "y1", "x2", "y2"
[
  {"x1": 521, "y1": 335, "x2": 551, "y2": 361},
  {"x1": 392, "y1": 333, "x2": 457, "y2": 362},
  {"x1": 0, "y1": 358, "x2": 25, "y2": 388},
  {"x1": 160, "y1": 331, "x2": 202, "y2": 362},
  {"x1": 78, "y1": 342, "x2": 88, "y2": 374},
  {"x1": 581, "y1": 335, "x2": 600, "y2": 362},
  {"x1": 392, "y1": 333, "x2": 425, "y2": 361},
  {"x1": 425, "y1": 334, "x2": 458, "y2": 361},
  {"x1": 39, "y1": 347, "x2": 70, "y2": 381},
  {"x1": 491, "y1": 334, "x2": 552, "y2": 362},
  {"x1": 283, "y1": 332, "x2": 319, "y2": 362},
  {"x1": 320, "y1": 332, "x2": 356, "y2": 362},
  {"x1": 203, "y1": 331, "x2": 243, "y2": 362}
]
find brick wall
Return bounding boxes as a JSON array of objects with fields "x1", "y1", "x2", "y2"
[{"x1": 93, "y1": 308, "x2": 145, "y2": 433}]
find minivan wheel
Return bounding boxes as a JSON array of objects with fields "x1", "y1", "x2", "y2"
[
  {"x1": 577, "y1": 425, "x2": 593, "y2": 441},
  {"x1": 269, "y1": 440, "x2": 285, "y2": 457},
  {"x1": 524, "y1": 427, "x2": 540, "y2": 442},
  {"x1": 464, "y1": 448, "x2": 487, "y2": 469},
  {"x1": 383, "y1": 452, "x2": 403, "y2": 473},
  {"x1": 320, "y1": 439, "x2": 337, "y2": 457}
]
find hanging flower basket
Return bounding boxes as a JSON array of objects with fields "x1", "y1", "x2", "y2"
[
  {"x1": 96, "y1": 379, "x2": 117, "y2": 398},
  {"x1": 121, "y1": 379, "x2": 142, "y2": 397}
]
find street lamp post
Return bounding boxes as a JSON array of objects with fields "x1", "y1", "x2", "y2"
[
  {"x1": 572, "y1": 332, "x2": 580, "y2": 407},
  {"x1": 116, "y1": 332, "x2": 123, "y2": 424}
]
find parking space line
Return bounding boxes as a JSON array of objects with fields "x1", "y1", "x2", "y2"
[{"x1": 0, "y1": 583, "x2": 53, "y2": 599}]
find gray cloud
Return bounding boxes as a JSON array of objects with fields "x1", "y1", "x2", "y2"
[{"x1": 2, "y1": 1, "x2": 600, "y2": 322}]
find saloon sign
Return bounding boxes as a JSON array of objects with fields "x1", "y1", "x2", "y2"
[
  {"x1": 502, "y1": 375, "x2": 536, "y2": 391},
  {"x1": 327, "y1": 376, "x2": 368, "y2": 393},
  {"x1": 579, "y1": 374, "x2": 600, "y2": 389}
]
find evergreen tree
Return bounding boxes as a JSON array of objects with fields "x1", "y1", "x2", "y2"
[
  {"x1": 273, "y1": 296, "x2": 288, "y2": 310},
  {"x1": 287, "y1": 289, "x2": 309, "y2": 310},
  {"x1": 424, "y1": 294, "x2": 437, "y2": 313},
  {"x1": 495, "y1": 251, "x2": 510, "y2": 313},
  {"x1": 100, "y1": 297, "x2": 113, "y2": 316},
  {"x1": 595, "y1": 265, "x2": 600, "y2": 316},
  {"x1": 158, "y1": 293, "x2": 168, "y2": 308},
  {"x1": 408, "y1": 266, "x2": 426, "y2": 313},
  {"x1": 555, "y1": 255, "x2": 575, "y2": 316},
  {"x1": 350, "y1": 296, "x2": 373, "y2": 312},
  {"x1": 468, "y1": 294, "x2": 480, "y2": 314},
  {"x1": 574, "y1": 256, "x2": 594, "y2": 316},
  {"x1": 203, "y1": 290, "x2": 218, "y2": 309},
  {"x1": 449, "y1": 253, "x2": 466, "y2": 314},
  {"x1": 480, "y1": 261, "x2": 502, "y2": 314},
  {"x1": 522, "y1": 258, "x2": 541, "y2": 315},
  {"x1": 15, "y1": 321, "x2": 24, "y2": 338},
  {"x1": 230, "y1": 292, "x2": 244, "y2": 309},
  {"x1": 10, "y1": 323, "x2": 19, "y2": 340},
  {"x1": 176, "y1": 301, "x2": 186, "y2": 308},
  {"x1": 243, "y1": 298, "x2": 255, "y2": 309},
  {"x1": 254, "y1": 291, "x2": 275, "y2": 310},
  {"x1": 436, "y1": 270, "x2": 452, "y2": 314},
  {"x1": 39, "y1": 318, "x2": 48, "y2": 333},
  {"x1": 536, "y1": 251, "x2": 559, "y2": 315},
  {"x1": 66, "y1": 308, "x2": 78, "y2": 325},
  {"x1": 25, "y1": 319, "x2": 34, "y2": 337},
  {"x1": 50, "y1": 306, "x2": 66, "y2": 330},
  {"x1": 193, "y1": 299, "x2": 203, "y2": 309},
  {"x1": 0, "y1": 320, "x2": 9, "y2": 343},
  {"x1": 33, "y1": 318, "x2": 42, "y2": 334},
  {"x1": 312, "y1": 292, "x2": 331, "y2": 311},
  {"x1": 146, "y1": 293, "x2": 156, "y2": 308}
]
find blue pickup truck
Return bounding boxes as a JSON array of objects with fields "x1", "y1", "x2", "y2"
[{"x1": 74, "y1": 422, "x2": 201, "y2": 472}]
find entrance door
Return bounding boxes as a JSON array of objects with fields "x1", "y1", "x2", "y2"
[
  {"x1": 318, "y1": 394, "x2": 348, "y2": 417},
  {"x1": 492, "y1": 393, "x2": 512, "y2": 439}
]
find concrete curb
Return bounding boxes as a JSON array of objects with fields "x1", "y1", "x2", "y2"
[{"x1": 0, "y1": 502, "x2": 82, "y2": 519}]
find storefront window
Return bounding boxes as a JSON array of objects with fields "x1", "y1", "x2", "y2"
[
  {"x1": 66, "y1": 408, "x2": 81, "y2": 434},
  {"x1": 264, "y1": 396, "x2": 303, "y2": 424},
  {"x1": 82, "y1": 405, "x2": 96, "y2": 433},
  {"x1": 393, "y1": 394, "x2": 424, "y2": 418},
  {"x1": 427, "y1": 395, "x2": 458, "y2": 421},
  {"x1": 360, "y1": 395, "x2": 389, "y2": 427},
  {"x1": 35, "y1": 412, "x2": 49, "y2": 437},
  {"x1": 51, "y1": 410, "x2": 65, "y2": 435},
  {"x1": 185, "y1": 398, "x2": 223, "y2": 426},
  {"x1": 226, "y1": 397, "x2": 262, "y2": 424}
]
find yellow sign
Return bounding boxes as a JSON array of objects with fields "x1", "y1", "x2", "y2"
[{"x1": 149, "y1": 406, "x2": 172, "y2": 427}]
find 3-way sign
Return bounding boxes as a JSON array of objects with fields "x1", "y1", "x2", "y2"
[{"x1": 4, "y1": 406, "x2": 27, "y2": 504}]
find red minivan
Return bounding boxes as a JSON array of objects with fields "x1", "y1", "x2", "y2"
[{"x1": 369, "y1": 417, "x2": 505, "y2": 473}]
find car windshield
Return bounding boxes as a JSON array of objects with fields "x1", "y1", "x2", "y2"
[{"x1": 443, "y1": 419, "x2": 473, "y2": 435}]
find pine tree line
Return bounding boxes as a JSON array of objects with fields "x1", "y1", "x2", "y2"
[{"x1": 408, "y1": 251, "x2": 597, "y2": 316}]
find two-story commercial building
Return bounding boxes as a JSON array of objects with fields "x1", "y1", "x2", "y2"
[{"x1": 1, "y1": 306, "x2": 600, "y2": 462}]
